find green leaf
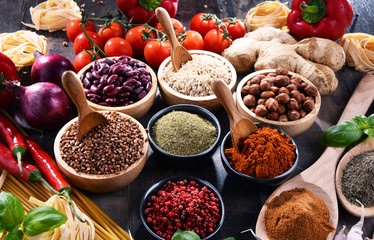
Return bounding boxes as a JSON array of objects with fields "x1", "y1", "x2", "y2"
[
  {"x1": 0, "y1": 192, "x2": 25, "y2": 231},
  {"x1": 172, "y1": 230, "x2": 201, "y2": 240},
  {"x1": 4, "y1": 229, "x2": 23, "y2": 240},
  {"x1": 353, "y1": 115, "x2": 369, "y2": 130},
  {"x1": 22, "y1": 206, "x2": 67, "y2": 236},
  {"x1": 223, "y1": 238, "x2": 236, "y2": 240},
  {"x1": 364, "y1": 128, "x2": 374, "y2": 138},
  {"x1": 367, "y1": 114, "x2": 374, "y2": 127},
  {"x1": 300, "y1": 0, "x2": 326, "y2": 23},
  {"x1": 321, "y1": 121, "x2": 363, "y2": 147},
  {"x1": 139, "y1": 0, "x2": 162, "y2": 11}
]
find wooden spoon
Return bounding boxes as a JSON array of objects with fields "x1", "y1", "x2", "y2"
[
  {"x1": 211, "y1": 79, "x2": 258, "y2": 151},
  {"x1": 336, "y1": 136, "x2": 374, "y2": 218},
  {"x1": 255, "y1": 71, "x2": 374, "y2": 240},
  {"x1": 155, "y1": 7, "x2": 192, "y2": 71},
  {"x1": 62, "y1": 70, "x2": 109, "y2": 141}
]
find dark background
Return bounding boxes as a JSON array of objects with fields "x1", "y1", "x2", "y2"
[{"x1": 0, "y1": 0, "x2": 373, "y2": 239}]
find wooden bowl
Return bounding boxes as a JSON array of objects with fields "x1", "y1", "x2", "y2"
[
  {"x1": 77, "y1": 57, "x2": 157, "y2": 120},
  {"x1": 157, "y1": 50, "x2": 237, "y2": 112},
  {"x1": 54, "y1": 111, "x2": 148, "y2": 193},
  {"x1": 236, "y1": 69, "x2": 321, "y2": 137}
]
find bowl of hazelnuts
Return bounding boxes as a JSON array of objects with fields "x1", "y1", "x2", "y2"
[{"x1": 236, "y1": 68, "x2": 321, "y2": 137}]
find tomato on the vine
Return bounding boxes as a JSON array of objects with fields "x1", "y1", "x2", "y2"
[
  {"x1": 104, "y1": 37, "x2": 133, "y2": 57},
  {"x1": 155, "y1": 18, "x2": 184, "y2": 34},
  {"x1": 125, "y1": 26, "x2": 154, "y2": 57},
  {"x1": 144, "y1": 40, "x2": 171, "y2": 67},
  {"x1": 73, "y1": 50, "x2": 101, "y2": 72},
  {"x1": 190, "y1": 13, "x2": 217, "y2": 38},
  {"x1": 204, "y1": 28, "x2": 232, "y2": 54},
  {"x1": 66, "y1": 19, "x2": 96, "y2": 42},
  {"x1": 98, "y1": 22, "x2": 125, "y2": 44},
  {"x1": 223, "y1": 18, "x2": 246, "y2": 40},
  {"x1": 73, "y1": 31, "x2": 103, "y2": 54},
  {"x1": 181, "y1": 30, "x2": 204, "y2": 50}
]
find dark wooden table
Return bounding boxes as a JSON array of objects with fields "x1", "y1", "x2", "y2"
[{"x1": 1, "y1": 0, "x2": 373, "y2": 239}]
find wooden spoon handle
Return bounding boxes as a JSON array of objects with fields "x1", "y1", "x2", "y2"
[
  {"x1": 155, "y1": 7, "x2": 180, "y2": 48},
  {"x1": 62, "y1": 70, "x2": 92, "y2": 117}
]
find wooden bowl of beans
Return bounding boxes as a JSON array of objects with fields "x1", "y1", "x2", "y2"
[
  {"x1": 236, "y1": 68, "x2": 321, "y2": 137},
  {"x1": 157, "y1": 50, "x2": 237, "y2": 112},
  {"x1": 77, "y1": 56, "x2": 157, "y2": 119},
  {"x1": 54, "y1": 111, "x2": 148, "y2": 193}
]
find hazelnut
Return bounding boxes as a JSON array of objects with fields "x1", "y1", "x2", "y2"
[
  {"x1": 241, "y1": 85, "x2": 250, "y2": 95},
  {"x1": 276, "y1": 93, "x2": 290, "y2": 104},
  {"x1": 274, "y1": 75, "x2": 290, "y2": 87},
  {"x1": 275, "y1": 67, "x2": 289, "y2": 76},
  {"x1": 267, "y1": 72, "x2": 277, "y2": 77},
  {"x1": 300, "y1": 109, "x2": 307, "y2": 118},
  {"x1": 291, "y1": 90, "x2": 302, "y2": 103},
  {"x1": 248, "y1": 84, "x2": 260, "y2": 96},
  {"x1": 299, "y1": 82, "x2": 308, "y2": 91},
  {"x1": 303, "y1": 99, "x2": 315, "y2": 112},
  {"x1": 290, "y1": 79, "x2": 300, "y2": 89},
  {"x1": 300, "y1": 93, "x2": 306, "y2": 102},
  {"x1": 260, "y1": 91, "x2": 275, "y2": 98},
  {"x1": 290, "y1": 75, "x2": 302, "y2": 83},
  {"x1": 279, "y1": 87, "x2": 290, "y2": 95},
  {"x1": 258, "y1": 98, "x2": 266, "y2": 105},
  {"x1": 286, "y1": 98, "x2": 299, "y2": 110},
  {"x1": 304, "y1": 84, "x2": 319, "y2": 97},
  {"x1": 270, "y1": 86, "x2": 279, "y2": 94},
  {"x1": 243, "y1": 94, "x2": 256, "y2": 107},
  {"x1": 255, "y1": 105, "x2": 268, "y2": 117},
  {"x1": 277, "y1": 104, "x2": 286, "y2": 115},
  {"x1": 260, "y1": 80, "x2": 272, "y2": 91},
  {"x1": 250, "y1": 107, "x2": 256, "y2": 112},
  {"x1": 265, "y1": 98, "x2": 279, "y2": 112},
  {"x1": 266, "y1": 112, "x2": 279, "y2": 121},
  {"x1": 305, "y1": 96, "x2": 314, "y2": 102},
  {"x1": 278, "y1": 114, "x2": 288, "y2": 122},
  {"x1": 287, "y1": 110, "x2": 300, "y2": 121},
  {"x1": 287, "y1": 83, "x2": 298, "y2": 92},
  {"x1": 250, "y1": 76, "x2": 261, "y2": 85}
]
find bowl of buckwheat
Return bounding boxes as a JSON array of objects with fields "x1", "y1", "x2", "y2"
[{"x1": 54, "y1": 111, "x2": 148, "y2": 193}]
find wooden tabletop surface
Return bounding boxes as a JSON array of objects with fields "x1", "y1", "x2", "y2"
[{"x1": 1, "y1": 0, "x2": 373, "y2": 239}]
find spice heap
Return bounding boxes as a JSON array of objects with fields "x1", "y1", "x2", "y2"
[
  {"x1": 152, "y1": 111, "x2": 217, "y2": 156},
  {"x1": 265, "y1": 188, "x2": 335, "y2": 240},
  {"x1": 342, "y1": 150, "x2": 374, "y2": 207},
  {"x1": 144, "y1": 179, "x2": 221, "y2": 240},
  {"x1": 59, "y1": 111, "x2": 144, "y2": 175},
  {"x1": 224, "y1": 126, "x2": 295, "y2": 178}
]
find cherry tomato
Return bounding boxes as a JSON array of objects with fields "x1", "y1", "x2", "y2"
[
  {"x1": 66, "y1": 19, "x2": 96, "y2": 42},
  {"x1": 144, "y1": 40, "x2": 171, "y2": 68},
  {"x1": 104, "y1": 37, "x2": 133, "y2": 57},
  {"x1": 73, "y1": 50, "x2": 101, "y2": 72},
  {"x1": 190, "y1": 13, "x2": 217, "y2": 38},
  {"x1": 73, "y1": 31, "x2": 103, "y2": 54},
  {"x1": 182, "y1": 30, "x2": 204, "y2": 50},
  {"x1": 223, "y1": 18, "x2": 246, "y2": 40},
  {"x1": 98, "y1": 22, "x2": 125, "y2": 44},
  {"x1": 155, "y1": 18, "x2": 184, "y2": 34},
  {"x1": 125, "y1": 26, "x2": 154, "y2": 57},
  {"x1": 204, "y1": 29, "x2": 232, "y2": 54}
]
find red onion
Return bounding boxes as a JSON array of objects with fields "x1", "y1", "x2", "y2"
[
  {"x1": 31, "y1": 51, "x2": 76, "y2": 86},
  {"x1": 6, "y1": 81, "x2": 70, "y2": 130}
]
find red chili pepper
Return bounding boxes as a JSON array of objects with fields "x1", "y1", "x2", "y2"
[
  {"x1": 0, "y1": 141, "x2": 40, "y2": 182},
  {"x1": 287, "y1": 0, "x2": 353, "y2": 40},
  {"x1": 0, "y1": 115, "x2": 27, "y2": 175},
  {"x1": 0, "y1": 52, "x2": 18, "y2": 109},
  {"x1": 116, "y1": 0, "x2": 179, "y2": 26}
]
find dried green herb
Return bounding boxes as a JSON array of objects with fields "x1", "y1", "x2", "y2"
[
  {"x1": 342, "y1": 150, "x2": 374, "y2": 207},
  {"x1": 152, "y1": 111, "x2": 217, "y2": 156}
]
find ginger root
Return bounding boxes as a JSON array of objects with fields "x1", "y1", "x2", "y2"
[{"x1": 222, "y1": 27, "x2": 346, "y2": 95}]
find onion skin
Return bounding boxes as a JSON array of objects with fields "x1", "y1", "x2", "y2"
[{"x1": 31, "y1": 51, "x2": 76, "y2": 86}]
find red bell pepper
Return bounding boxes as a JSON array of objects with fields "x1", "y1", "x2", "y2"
[
  {"x1": 287, "y1": 0, "x2": 353, "y2": 41},
  {"x1": 116, "y1": 0, "x2": 179, "y2": 26},
  {"x1": 0, "y1": 52, "x2": 18, "y2": 108}
]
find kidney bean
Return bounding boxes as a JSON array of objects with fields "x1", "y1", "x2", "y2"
[
  {"x1": 93, "y1": 60, "x2": 100, "y2": 71},
  {"x1": 146, "y1": 82, "x2": 152, "y2": 92},
  {"x1": 124, "y1": 100, "x2": 134, "y2": 106},
  {"x1": 134, "y1": 86, "x2": 144, "y2": 95},
  {"x1": 103, "y1": 84, "x2": 115, "y2": 93},
  {"x1": 110, "y1": 64, "x2": 122, "y2": 74},
  {"x1": 85, "y1": 72, "x2": 94, "y2": 80},
  {"x1": 139, "y1": 78, "x2": 148, "y2": 86},
  {"x1": 117, "y1": 99, "x2": 128, "y2": 106},
  {"x1": 107, "y1": 74, "x2": 118, "y2": 84},
  {"x1": 137, "y1": 91, "x2": 147, "y2": 100},
  {"x1": 92, "y1": 70, "x2": 101, "y2": 79},
  {"x1": 98, "y1": 62, "x2": 109, "y2": 75},
  {"x1": 97, "y1": 83, "x2": 105, "y2": 90},
  {"x1": 128, "y1": 59, "x2": 138, "y2": 66},
  {"x1": 138, "y1": 67, "x2": 148, "y2": 75},
  {"x1": 88, "y1": 97, "x2": 99, "y2": 104},
  {"x1": 90, "y1": 85, "x2": 100, "y2": 94},
  {"x1": 123, "y1": 79, "x2": 137, "y2": 86},
  {"x1": 125, "y1": 70, "x2": 137, "y2": 77},
  {"x1": 93, "y1": 80, "x2": 99, "y2": 86},
  {"x1": 84, "y1": 88, "x2": 90, "y2": 95},
  {"x1": 100, "y1": 75, "x2": 108, "y2": 85},
  {"x1": 135, "y1": 62, "x2": 146, "y2": 68},
  {"x1": 105, "y1": 98, "x2": 117, "y2": 104},
  {"x1": 83, "y1": 78, "x2": 91, "y2": 88},
  {"x1": 134, "y1": 80, "x2": 142, "y2": 87},
  {"x1": 116, "y1": 77, "x2": 123, "y2": 86},
  {"x1": 118, "y1": 92, "x2": 130, "y2": 98},
  {"x1": 87, "y1": 93, "x2": 101, "y2": 99},
  {"x1": 103, "y1": 58, "x2": 116, "y2": 65},
  {"x1": 106, "y1": 87, "x2": 120, "y2": 97},
  {"x1": 98, "y1": 102, "x2": 110, "y2": 106}
]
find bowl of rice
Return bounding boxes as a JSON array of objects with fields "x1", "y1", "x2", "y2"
[{"x1": 157, "y1": 50, "x2": 237, "y2": 111}]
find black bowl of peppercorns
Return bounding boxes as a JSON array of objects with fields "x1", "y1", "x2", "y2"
[{"x1": 140, "y1": 176, "x2": 225, "y2": 240}]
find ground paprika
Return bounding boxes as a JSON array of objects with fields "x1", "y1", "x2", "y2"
[{"x1": 224, "y1": 126, "x2": 296, "y2": 178}]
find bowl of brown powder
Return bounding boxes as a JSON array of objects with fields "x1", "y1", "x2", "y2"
[{"x1": 54, "y1": 111, "x2": 148, "y2": 193}]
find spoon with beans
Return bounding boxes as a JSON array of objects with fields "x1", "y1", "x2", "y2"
[{"x1": 62, "y1": 70, "x2": 109, "y2": 140}]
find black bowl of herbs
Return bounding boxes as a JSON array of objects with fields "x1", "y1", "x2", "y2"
[{"x1": 147, "y1": 104, "x2": 221, "y2": 168}]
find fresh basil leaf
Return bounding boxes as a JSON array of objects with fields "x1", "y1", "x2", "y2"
[
  {"x1": 4, "y1": 229, "x2": 23, "y2": 240},
  {"x1": 0, "y1": 192, "x2": 25, "y2": 231},
  {"x1": 321, "y1": 121, "x2": 363, "y2": 147},
  {"x1": 353, "y1": 115, "x2": 369, "y2": 130},
  {"x1": 22, "y1": 206, "x2": 67, "y2": 236},
  {"x1": 367, "y1": 114, "x2": 374, "y2": 127},
  {"x1": 171, "y1": 230, "x2": 201, "y2": 240},
  {"x1": 364, "y1": 128, "x2": 374, "y2": 138}
]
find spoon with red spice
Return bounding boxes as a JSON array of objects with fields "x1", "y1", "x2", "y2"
[
  {"x1": 212, "y1": 79, "x2": 258, "y2": 151},
  {"x1": 255, "y1": 71, "x2": 374, "y2": 239}
]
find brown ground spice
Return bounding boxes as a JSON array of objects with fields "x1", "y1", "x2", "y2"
[{"x1": 265, "y1": 188, "x2": 335, "y2": 240}]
